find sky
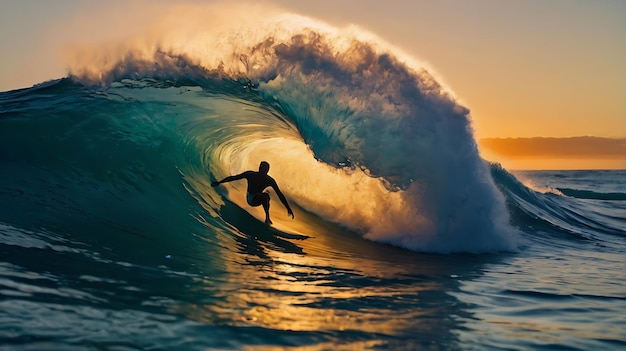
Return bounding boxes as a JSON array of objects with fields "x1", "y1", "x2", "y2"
[{"x1": 0, "y1": 0, "x2": 624, "y2": 169}]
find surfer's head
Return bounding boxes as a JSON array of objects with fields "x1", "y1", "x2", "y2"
[{"x1": 259, "y1": 161, "x2": 270, "y2": 174}]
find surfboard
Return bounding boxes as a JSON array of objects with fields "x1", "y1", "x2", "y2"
[
  {"x1": 268, "y1": 226, "x2": 310, "y2": 240},
  {"x1": 219, "y1": 197, "x2": 311, "y2": 241}
]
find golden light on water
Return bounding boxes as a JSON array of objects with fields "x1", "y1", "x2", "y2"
[
  {"x1": 176, "y1": 220, "x2": 447, "y2": 338},
  {"x1": 185, "y1": 256, "x2": 436, "y2": 334}
]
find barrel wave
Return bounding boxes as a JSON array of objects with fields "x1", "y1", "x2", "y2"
[{"x1": 36, "y1": 10, "x2": 515, "y2": 253}]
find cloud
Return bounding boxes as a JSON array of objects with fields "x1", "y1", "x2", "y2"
[{"x1": 479, "y1": 137, "x2": 626, "y2": 159}]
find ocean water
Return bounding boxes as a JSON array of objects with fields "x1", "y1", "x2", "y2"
[{"x1": 1, "y1": 10, "x2": 625, "y2": 350}]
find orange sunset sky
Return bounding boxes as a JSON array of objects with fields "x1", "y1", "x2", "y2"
[{"x1": 1, "y1": 0, "x2": 624, "y2": 170}]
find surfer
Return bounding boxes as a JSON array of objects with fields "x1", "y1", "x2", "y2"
[{"x1": 211, "y1": 161, "x2": 294, "y2": 225}]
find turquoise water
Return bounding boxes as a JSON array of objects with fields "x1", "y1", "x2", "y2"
[{"x1": 1, "y1": 17, "x2": 625, "y2": 350}]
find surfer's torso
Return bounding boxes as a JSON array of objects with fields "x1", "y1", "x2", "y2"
[{"x1": 241, "y1": 170, "x2": 277, "y2": 195}]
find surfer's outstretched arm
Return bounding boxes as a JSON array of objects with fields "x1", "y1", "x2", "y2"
[{"x1": 211, "y1": 172, "x2": 247, "y2": 187}]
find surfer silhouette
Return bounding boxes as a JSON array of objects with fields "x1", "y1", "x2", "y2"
[{"x1": 211, "y1": 161, "x2": 294, "y2": 225}]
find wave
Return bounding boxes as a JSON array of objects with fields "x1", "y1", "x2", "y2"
[
  {"x1": 490, "y1": 164, "x2": 625, "y2": 239},
  {"x1": 3, "y1": 6, "x2": 524, "y2": 253},
  {"x1": 556, "y1": 188, "x2": 626, "y2": 201}
]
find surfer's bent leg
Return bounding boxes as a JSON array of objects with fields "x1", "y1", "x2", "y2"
[
  {"x1": 246, "y1": 193, "x2": 263, "y2": 207},
  {"x1": 260, "y1": 193, "x2": 271, "y2": 224},
  {"x1": 247, "y1": 192, "x2": 272, "y2": 224}
]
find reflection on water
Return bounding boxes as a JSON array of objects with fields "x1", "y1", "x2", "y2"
[
  {"x1": 0, "y1": 189, "x2": 498, "y2": 349},
  {"x1": 187, "y1": 253, "x2": 438, "y2": 335},
  {"x1": 178, "y1": 203, "x2": 497, "y2": 349}
]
